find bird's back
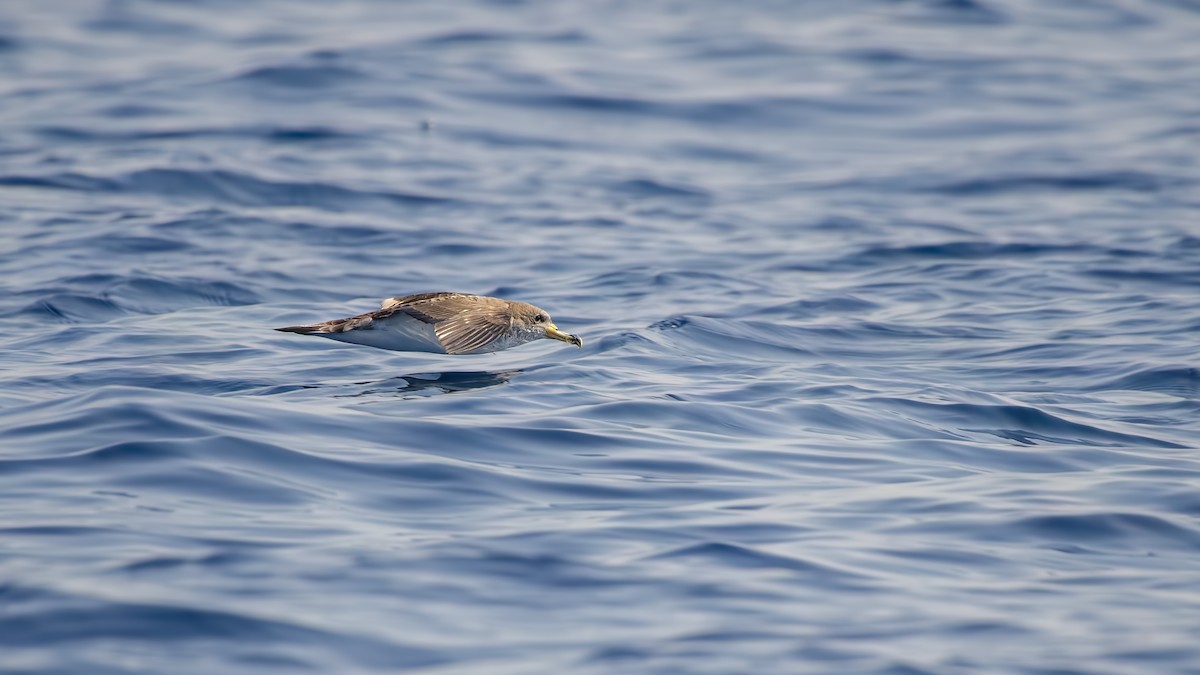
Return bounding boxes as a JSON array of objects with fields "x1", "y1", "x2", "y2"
[{"x1": 276, "y1": 291, "x2": 513, "y2": 354}]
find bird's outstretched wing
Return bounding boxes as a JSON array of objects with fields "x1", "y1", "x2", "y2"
[
  {"x1": 380, "y1": 292, "x2": 513, "y2": 355},
  {"x1": 277, "y1": 292, "x2": 515, "y2": 354}
]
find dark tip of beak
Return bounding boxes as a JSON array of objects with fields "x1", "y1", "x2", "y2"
[{"x1": 571, "y1": 335, "x2": 583, "y2": 348}]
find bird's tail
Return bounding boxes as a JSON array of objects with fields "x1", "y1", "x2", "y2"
[
  {"x1": 275, "y1": 313, "x2": 373, "y2": 335},
  {"x1": 275, "y1": 324, "x2": 323, "y2": 334}
]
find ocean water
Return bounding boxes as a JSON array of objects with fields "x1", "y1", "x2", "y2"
[{"x1": 2, "y1": 1, "x2": 1199, "y2": 673}]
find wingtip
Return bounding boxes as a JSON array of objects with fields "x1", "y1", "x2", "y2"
[{"x1": 275, "y1": 325, "x2": 317, "y2": 334}]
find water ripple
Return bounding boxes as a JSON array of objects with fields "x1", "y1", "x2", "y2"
[{"x1": 2, "y1": 1, "x2": 1199, "y2": 673}]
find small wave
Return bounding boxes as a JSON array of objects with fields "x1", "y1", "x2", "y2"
[
  {"x1": 1017, "y1": 512, "x2": 1200, "y2": 551},
  {"x1": 0, "y1": 173, "x2": 115, "y2": 191},
  {"x1": 579, "y1": 267, "x2": 768, "y2": 296},
  {"x1": 644, "y1": 542, "x2": 873, "y2": 589},
  {"x1": 82, "y1": 234, "x2": 189, "y2": 253},
  {"x1": 904, "y1": 0, "x2": 1008, "y2": 24},
  {"x1": 1096, "y1": 367, "x2": 1200, "y2": 399},
  {"x1": 228, "y1": 63, "x2": 366, "y2": 89},
  {"x1": 103, "y1": 277, "x2": 261, "y2": 314},
  {"x1": 0, "y1": 587, "x2": 441, "y2": 669},
  {"x1": 667, "y1": 142, "x2": 769, "y2": 164},
  {"x1": 923, "y1": 171, "x2": 1182, "y2": 195},
  {"x1": 466, "y1": 90, "x2": 819, "y2": 127},
  {"x1": 412, "y1": 28, "x2": 587, "y2": 47},
  {"x1": 873, "y1": 398, "x2": 1186, "y2": 449},
  {"x1": 18, "y1": 293, "x2": 125, "y2": 323},
  {"x1": 754, "y1": 296, "x2": 881, "y2": 318},
  {"x1": 648, "y1": 314, "x2": 817, "y2": 361},
  {"x1": 9, "y1": 275, "x2": 260, "y2": 322},
  {"x1": 610, "y1": 178, "x2": 711, "y2": 200},
  {"x1": 0, "y1": 168, "x2": 453, "y2": 211},
  {"x1": 35, "y1": 124, "x2": 356, "y2": 144},
  {"x1": 842, "y1": 241, "x2": 1138, "y2": 265}
]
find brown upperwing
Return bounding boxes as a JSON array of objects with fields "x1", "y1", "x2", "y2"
[{"x1": 379, "y1": 293, "x2": 512, "y2": 354}]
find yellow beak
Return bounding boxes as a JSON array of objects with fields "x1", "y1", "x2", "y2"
[{"x1": 545, "y1": 324, "x2": 583, "y2": 348}]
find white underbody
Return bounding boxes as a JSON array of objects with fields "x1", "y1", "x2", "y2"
[{"x1": 315, "y1": 313, "x2": 537, "y2": 354}]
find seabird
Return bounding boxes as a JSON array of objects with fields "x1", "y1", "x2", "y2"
[{"x1": 276, "y1": 291, "x2": 582, "y2": 355}]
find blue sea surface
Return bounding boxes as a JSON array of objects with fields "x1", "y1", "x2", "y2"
[{"x1": 2, "y1": 1, "x2": 1200, "y2": 673}]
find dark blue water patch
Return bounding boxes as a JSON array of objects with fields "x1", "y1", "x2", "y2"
[
  {"x1": 148, "y1": 211, "x2": 399, "y2": 248},
  {"x1": 665, "y1": 142, "x2": 772, "y2": 164},
  {"x1": 5, "y1": 422, "x2": 540, "y2": 515},
  {"x1": 1081, "y1": 266, "x2": 1200, "y2": 288},
  {"x1": 0, "y1": 587, "x2": 443, "y2": 670},
  {"x1": 1096, "y1": 367, "x2": 1200, "y2": 399},
  {"x1": 920, "y1": 170, "x2": 1186, "y2": 195},
  {"x1": 590, "y1": 329, "x2": 659, "y2": 354},
  {"x1": 0, "y1": 173, "x2": 114, "y2": 192},
  {"x1": 82, "y1": 234, "x2": 190, "y2": 254},
  {"x1": 1, "y1": 399, "x2": 207, "y2": 459},
  {"x1": 114, "y1": 460, "x2": 316, "y2": 507},
  {"x1": 34, "y1": 124, "x2": 359, "y2": 144},
  {"x1": 840, "y1": 241, "x2": 1149, "y2": 267},
  {"x1": 467, "y1": 90, "x2": 659, "y2": 115},
  {"x1": 466, "y1": 89, "x2": 881, "y2": 127},
  {"x1": 901, "y1": 0, "x2": 1009, "y2": 24},
  {"x1": 98, "y1": 103, "x2": 177, "y2": 118},
  {"x1": 608, "y1": 178, "x2": 712, "y2": 201},
  {"x1": 644, "y1": 541, "x2": 874, "y2": 589},
  {"x1": 870, "y1": 398, "x2": 1187, "y2": 449},
  {"x1": 104, "y1": 276, "x2": 261, "y2": 313},
  {"x1": 884, "y1": 505, "x2": 1200, "y2": 559},
  {"x1": 6, "y1": 275, "x2": 260, "y2": 322},
  {"x1": 117, "y1": 549, "x2": 253, "y2": 574},
  {"x1": 0, "y1": 169, "x2": 455, "y2": 211},
  {"x1": 227, "y1": 62, "x2": 367, "y2": 89},
  {"x1": 421, "y1": 241, "x2": 497, "y2": 256},
  {"x1": 498, "y1": 214, "x2": 626, "y2": 229},
  {"x1": 265, "y1": 126, "x2": 353, "y2": 143},
  {"x1": 669, "y1": 31, "x2": 807, "y2": 61},
  {"x1": 410, "y1": 28, "x2": 588, "y2": 48},
  {"x1": 648, "y1": 315, "x2": 820, "y2": 361},
  {"x1": 83, "y1": 5, "x2": 212, "y2": 37},
  {"x1": 122, "y1": 168, "x2": 452, "y2": 210},
  {"x1": 699, "y1": 295, "x2": 882, "y2": 322},
  {"x1": 1017, "y1": 513, "x2": 1200, "y2": 551},
  {"x1": 451, "y1": 125, "x2": 595, "y2": 150},
  {"x1": 15, "y1": 293, "x2": 125, "y2": 323},
  {"x1": 428, "y1": 545, "x2": 645, "y2": 591},
  {"x1": 576, "y1": 268, "x2": 772, "y2": 301},
  {"x1": 875, "y1": 544, "x2": 1015, "y2": 576}
]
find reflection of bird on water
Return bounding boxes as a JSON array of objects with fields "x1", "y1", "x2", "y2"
[
  {"x1": 337, "y1": 370, "x2": 521, "y2": 398},
  {"x1": 276, "y1": 292, "x2": 583, "y2": 354}
]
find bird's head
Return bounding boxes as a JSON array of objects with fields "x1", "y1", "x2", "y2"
[{"x1": 510, "y1": 302, "x2": 582, "y2": 348}]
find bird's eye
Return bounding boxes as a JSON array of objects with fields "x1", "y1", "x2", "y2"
[{"x1": 535, "y1": 314, "x2": 546, "y2": 323}]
